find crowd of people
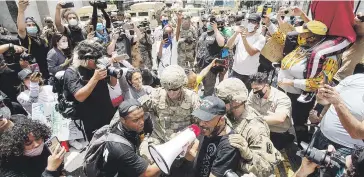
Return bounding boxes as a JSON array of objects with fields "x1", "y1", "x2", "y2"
[{"x1": 1, "y1": 0, "x2": 364, "y2": 177}]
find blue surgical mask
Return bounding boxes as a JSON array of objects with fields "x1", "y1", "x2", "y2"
[
  {"x1": 96, "y1": 23, "x2": 104, "y2": 31},
  {"x1": 162, "y1": 20, "x2": 168, "y2": 28},
  {"x1": 26, "y1": 26, "x2": 38, "y2": 34}
]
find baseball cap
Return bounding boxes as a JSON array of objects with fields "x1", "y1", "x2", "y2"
[
  {"x1": 18, "y1": 68, "x2": 32, "y2": 81},
  {"x1": 296, "y1": 20, "x2": 327, "y2": 36},
  {"x1": 192, "y1": 96, "x2": 226, "y2": 122},
  {"x1": 247, "y1": 13, "x2": 261, "y2": 23},
  {"x1": 215, "y1": 78, "x2": 249, "y2": 103},
  {"x1": 118, "y1": 99, "x2": 142, "y2": 118}
]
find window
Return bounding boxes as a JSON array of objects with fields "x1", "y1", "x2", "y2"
[
  {"x1": 130, "y1": 13, "x2": 137, "y2": 17},
  {"x1": 138, "y1": 12, "x2": 149, "y2": 16}
]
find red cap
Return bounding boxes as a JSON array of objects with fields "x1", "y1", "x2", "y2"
[{"x1": 189, "y1": 124, "x2": 200, "y2": 137}]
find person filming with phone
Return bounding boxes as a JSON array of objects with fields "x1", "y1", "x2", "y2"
[
  {"x1": 0, "y1": 115, "x2": 65, "y2": 177},
  {"x1": 226, "y1": 13, "x2": 266, "y2": 92}
]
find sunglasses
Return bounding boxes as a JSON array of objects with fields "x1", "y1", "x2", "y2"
[
  {"x1": 168, "y1": 87, "x2": 180, "y2": 92},
  {"x1": 45, "y1": 21, "x2": 53, "y2": 23}
]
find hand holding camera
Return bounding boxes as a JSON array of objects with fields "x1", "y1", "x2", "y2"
[{"x1": 92, "y1": 68, "x2": 108, "y2": 81}]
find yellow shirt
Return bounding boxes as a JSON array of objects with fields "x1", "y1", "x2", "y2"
[{"x1": 194, "y1": 75, "x2": 204, "y2": 92}]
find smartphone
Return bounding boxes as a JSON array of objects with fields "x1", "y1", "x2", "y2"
[
  {"x1": 221, "y1": 49, "x2": 229, "y2": 59},
  {"x1": 323, "y1": 71, "x2": 329, "y2": 84},
  {"x1": 61, "y1": 2, "x2": 74, "y2": 9},
  {"x1": 163, "y1": 33, "x2": 169, "y2": 40},
  {"x1": 114, "y1": 53, "x2": 130, "y2": 61},
  {"x1": 210, "y1": 17, "x2": 216, "y2": 23},
  {"x1": 45, "y1": 136, "x2": 61, "y2": 154},
  {"x1": 215, "y1": 58, "x2": 225, "y2": 65}
]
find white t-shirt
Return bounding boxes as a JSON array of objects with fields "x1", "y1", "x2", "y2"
[
  {"x1": 157, "y1": 37, "x2": 178, "y2": 77},
  {"x1": 17, "y1": 84, "x2": 57, "y2": 115},
  {"x1": 320, "y1": 74, "x2": 364, "y2": 149},
  {"x1": 232, "y1": 33, "x2": 266, "y2": 75}
]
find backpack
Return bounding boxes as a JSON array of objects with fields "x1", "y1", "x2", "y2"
[{"x1": 83, "y1": 123, "x2": 134, "y2": 177}]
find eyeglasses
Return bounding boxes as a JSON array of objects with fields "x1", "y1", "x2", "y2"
[{"x1": 45, "y1": 21, "x2": 53, "y2": 23}]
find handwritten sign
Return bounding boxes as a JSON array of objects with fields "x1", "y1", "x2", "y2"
[
  {"x1": 32, "y1": 102, "x2": 84, "y2": 141},
  {"x1": 261, "y1": 23, "x2": 295, "y2": 62}
]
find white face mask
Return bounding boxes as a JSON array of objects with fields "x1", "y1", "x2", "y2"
[
  {"x1": 247, "y1": 23, "x2": 256, "y2": 33},
  {"x1": 59, "y1": 41, "x2": 68, "y2": 49},
  {"x1": 24, "y1": 142, "x2": 44, "y2": 157},
  {"x1": 68, "y1": 19, "x2": 78, "y2": 26}
]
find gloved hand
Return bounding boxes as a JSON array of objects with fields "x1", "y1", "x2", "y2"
[{"x1": 228, "y1": 134, "x2": 252, "y2": 161}]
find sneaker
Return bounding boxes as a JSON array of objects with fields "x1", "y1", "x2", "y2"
[{"x1": 297, "y1": 92, "x2": 316, "y2": 103}]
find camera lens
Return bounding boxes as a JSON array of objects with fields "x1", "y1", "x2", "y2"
[{"x1": 107, "y1": 67, "x2": 122, "y2": 78}]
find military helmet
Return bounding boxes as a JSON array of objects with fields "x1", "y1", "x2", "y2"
[
  {"x1": 215, "y1": 78, "x2": 248, "y2": 103},
  {"x1": 160, "y1": 65, "x2": 188, "y2": 90}
]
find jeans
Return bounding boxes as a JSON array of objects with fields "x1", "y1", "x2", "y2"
[{"x1": 230, "y1": 70, "x2": 251, "y2": 92}]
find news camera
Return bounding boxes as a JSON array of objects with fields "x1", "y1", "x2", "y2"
[{"x1": 96, "y1": 57, "x2": 123, "y2": 79}]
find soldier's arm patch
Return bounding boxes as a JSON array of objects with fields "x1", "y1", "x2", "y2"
[{"x1": 266, "y1": 142, "x2": 273, "y2": 154}]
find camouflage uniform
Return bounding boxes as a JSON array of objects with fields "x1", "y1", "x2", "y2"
[
  {"x1": 216, "y1": 78, "x2": 282, "y2": 177},
  {"x1": 139, "y1": 33, "x2": 154, "y2": 69},
  {"x1": 138, "y1": 65, "x2": 200, "y2": 142},
  {"x1": 177, "y1": 27, "x2": 197, "y2": 68}
]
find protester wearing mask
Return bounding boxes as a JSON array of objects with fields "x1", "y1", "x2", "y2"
[
  {"x1": 41, "y1": 17, "x2": 57, "y2": 45},
  {"x1": 63, "y1": 41, "x2": 118, "y2": 140},
  {"x1": 248, "y1": 72, "x2": 295, "y2": 150},
  {"x1": 47, "y1": 33, "x2": 71, "y2": 75},
  {"x1": 55, "y1": 2, "x2": 86, "y2": 49},
  {"x1": 157, "y1": 13, "x2": 182, "y2": 76},
  {"x1": 215, "y1": 78, "x2": 282, "y2": 177},
  {"x1": 100, "y1": 99, "x2": 161, "y2": 177},
  {"x1": 0, "y1": 115, "x2": 65, "y2": 177},
  {"x1": 226, "y1": 13, "x2": 266, "y2": 92},
  {"x1": 90, "y1": 2, "x2": 112, "y2": 45},
  {"x1": 195, "y1": 16, "x2": 226, "y2": 97},
  {"x1": 17, "y1": 68, "x2": 57, "y2": 115},
  {"x1": 266, "y1": 20, "x2": 339, "y2": 145},
  {"x1": 17, "y1": 0, "x2": 50, "y2": 80},
  {"x1": 293, "y1": 145, "x2": 364, "y2": 177},
  {"x1": 185, "y1": 96, "x2": 240, "y2": 177}
]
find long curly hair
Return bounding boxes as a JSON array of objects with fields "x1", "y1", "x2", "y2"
[{"x1": 0, "y1": 115, "x2": 51, "y2": 160}]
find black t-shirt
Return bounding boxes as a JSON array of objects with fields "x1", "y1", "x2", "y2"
[
  {"x1": 63, "y1": 25, "x2": 86, "y2": 49},
  {"x1": 63, "y1": 67, "x2": 116, "y2": 135},
  {"x1": 193, "y1": 132, "x2": 240, "y2": 177},
  {"x1": 19, "y1": 34, "x2": 50, "y2": 79},
  {"x1": 102, "y1": 124, "x2": 148, "y2": 177},
  {"x1": 197, "y1": 31, "x2": 223, "y2": 68}
]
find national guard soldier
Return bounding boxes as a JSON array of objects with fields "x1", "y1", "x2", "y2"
[
  {"x1": 177, "y1": 14, "x2": 197, "y2": 68},
  {"x1": 139, "y1": 20, "x2": 154, "y2": 69},
  {"x1": 215, "y1": 78, "x2": 282, "y2": 177},
  {"x1": 138, "y1": 65, "x2": 200, "y2": 143}
]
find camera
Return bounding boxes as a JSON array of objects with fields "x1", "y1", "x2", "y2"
[
  {"x1": 298, "y1": 142, "x2": 346, "y2": 171},
  {"x1": 61, "y1": 2, "x2": 74, "y2": 8},
  {"x1": 97, "y1": 57, "x2": 123, "y2": 78},
  {"x1": 261, "y1": 4, "x2": 273, "y2": 18},
  {"x1": 224, "y1": 169, "x2": 239, "y2": 177},
  {"x1": 92, "y1": 0, "x2": 107, "y2": 9},
  {"x1": 20, "y1": 52, "x2": 34, "y2": 62}
]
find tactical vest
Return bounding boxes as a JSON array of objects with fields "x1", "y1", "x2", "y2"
[{"x1": 153, "y1": 89, "x2": 195, "y2": 142}]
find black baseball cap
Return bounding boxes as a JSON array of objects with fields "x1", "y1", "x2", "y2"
[
  {"x1": 18, "y1": 68, "x2": 32, "y2": 81},
  {"x1": 248, "y1": 13, "x2": 261, "y2": 23},
  {"x1": 118, "y1": 99, "x2": 142, "y2": 118},
  {"x1": 192, "y1": 96, "x2": 226, "y2": 121}
]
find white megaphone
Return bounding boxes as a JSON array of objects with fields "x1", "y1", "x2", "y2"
[{"x1": 148, "y1": 124, "x2": 200, "y2": 175}]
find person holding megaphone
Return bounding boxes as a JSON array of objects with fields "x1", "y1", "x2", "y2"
[{"x1": 186, "y1": 96, "x2": 241, "y2": 177}]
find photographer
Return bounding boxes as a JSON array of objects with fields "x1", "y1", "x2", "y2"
[
  {"x1": 0, "y1": 115, "x2": 65, "y2": 177},
  {"x1": 0, "y1": 43, "x2": 26, "y2": 103},
  {"x1": 17, "y1": 0, "x2": 50, "y2": 80},
  {"x1": 226, "y1": 13, "x2": 266, "y2": 92},
  {"x1": 63, "y1": 41, "x2": 118, "y2": 141},
  {"x1": 55, "y1": 2, "x2": 86, "y2": 49},
  {"x1": 293, "y1": 145, "x2": 364, "y2": 177},
  {"x1": 41, "y1": 17, "x2": 57, "y2": 45},
  {"x1": 91, "y1": 1, "x2": 111, "y2": 45}
]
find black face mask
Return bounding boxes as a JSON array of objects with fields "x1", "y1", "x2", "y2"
[
  {"x1": 211, "y1": 65, "x2": 225, "y2": 74},
  {"x1": 253, "y1": 86, "x2": 266, "y2": 99},
  {"x1": 129, "y1": 30, "x2": 135, "y2": 35}
]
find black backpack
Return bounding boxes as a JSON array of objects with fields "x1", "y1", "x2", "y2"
[{"x1": 83, "y1": 123, "x2": 134, "y2": 177}]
